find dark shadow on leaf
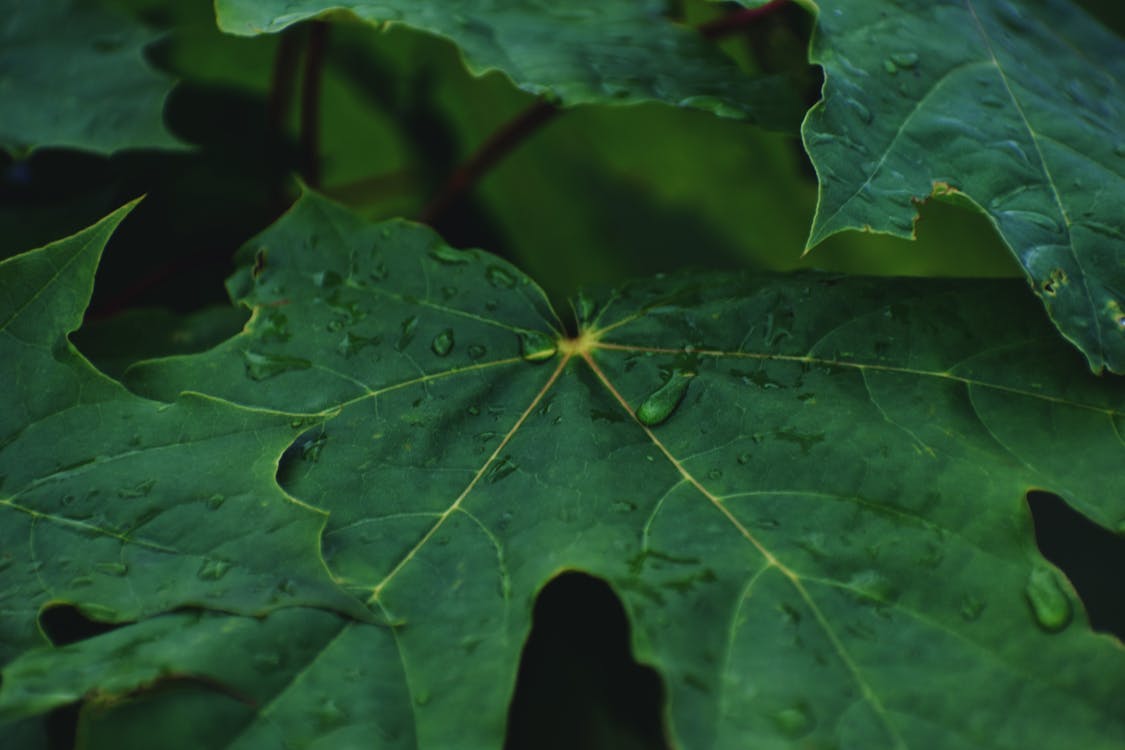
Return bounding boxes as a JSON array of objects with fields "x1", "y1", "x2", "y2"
[
  {"x1": 505, "y1": 572, "x2": 669, "y2": 750},
  {"x1": 1028, "y1": 490, "x2": 1125, "y2": 640},
  {"x1": 39, "y1": 604, "x2": 124, "y2": 647}
]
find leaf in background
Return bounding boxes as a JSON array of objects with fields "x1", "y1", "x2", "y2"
[
  {"x1": 12, "y1": 193, "x2": 1115, "y2": 749},
  {"x1": 0, "y1": 0, "x2": 181, "y2": 153},
  {"x1": 212, "y1": 0, "x2": 804, "y2": 129},
  {"x1": 802, "y1": 0, "x2": 1125, "y2": 372},
  {"x1": 0, "y1": 203, "x2": 363, "y2": 665}
]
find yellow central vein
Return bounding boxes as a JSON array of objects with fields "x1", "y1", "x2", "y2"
[
  {"x1": 580, "y1": 350, "x2": 908, "y2": 750},
  {"x1": 367, "y1": 354, "x2": 569, "y2": 601},
  {"x1": 593, "y1": 341, "x2": 1120, "y2": 416}
]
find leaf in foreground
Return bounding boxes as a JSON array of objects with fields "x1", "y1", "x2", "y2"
[
  {"x1": 4, "y1": 195, "x2": 1125, "y2": 748},
  {"x1": 212, "y1": 0, "x2": 802, "y2": 129},
  {"x1": 0, "y1": 0, "x2": 180, "y2": 153},
  {"x1": 0, "y1": 203, "x2": 362, "y2": 668},
  {"x1": 802, "y1": 0, "x2": 1125, "y2": 373}
]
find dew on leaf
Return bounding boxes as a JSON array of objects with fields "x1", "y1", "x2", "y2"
[
  {"x1": 467, "y1": 343, "x2": 487, "y2": 359},
  {"x1": 95, "y1": 562, "x2": 128, "y2": 577},
  {"x1": 890, "y1": 51, "x2": 919, "y2": 68},
  {"x1": 197, "y1": 559, "x2": 232, "y2": 581},
  {"x1": 486, "y1": 265, "x2": 516, "y2": 288},
  {"x1": 737, "y1": 452, "x2": 752, "y2": 464},
  {"x1": 771, "y1": 705, "x2": 814, "y2": 737},
  {"x1": 636, "y1": 370, "x2": 694, "y2": 427},
  {"x1": 370, "y1": 262, "x2": 389, "y2": 282},
  {"x1": 431, "y1": 329, "x2": 455, "y2": 357},
  {"x1": 395, "y1": 316, "x2": 418, "y2": 351},
  {"x1": 518, "y1": 330, "x2": 557, "y2": 362},
  {"x1": 207, "y1": 494, "x2": 226, "y2": 510},
  {"x1": 316, "y1": 699, "x2": 346, "y2": 727},
  {"x1": 707, "y1": 468, "x2": 722, "y2": 480},
  {"x1": 1024, "y1": 566, "x2": 1072, "y2": 633},
  {"x1": 960, "y1": 594, "x2": 986, "y2": 622},
  {"x1": 338, "y1": 332, "x2": 380, "y2": 358},
  {"x1": 441, "y1": 285, "x2": 457, "y2": 300},
  {"x1": 118, "y1": 479, "x2": 155, "y2": 499},
  {"x1": 414, "y1": 690, "x2": 431, "y2": 706},
  {"x1": 430, "y1": 246, "x2": 470, "y2": 265},
  {"x1": 883, "y1": 59, "x2": 897, "y2": 74},
  {"x1": 844, "y1": 96, "x2": 872, "y2": 124},
  {"x1": 243, "y1": 350, "x2": 311, "y2": 381},
  {"x1": 313, "y1": 270, "x2": 342, "y2": 288},
  {"x1": 487, "y1": 456, "x2": 518, "y2": 483}
]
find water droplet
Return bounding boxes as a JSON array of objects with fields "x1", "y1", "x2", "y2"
[
  {"x1": 207, "y1": 494, "x2": 226, "y2": 510},
  {"x1": 430, "y1": 246, "x2": 470, "y2": 265},
  {"x1": 316, "y1": 699, "x2": 346, "y2": 727},
  {"x1": 883, "y1": 59, "x2": 897, "y2": 74},
  {"x1": 118, "y1": 479, "x2": 155, "y2": 499},
  {"x1": 369, "y1": 262, "x2": 389, "y2": 282},
  {"x1": 467, "y1": 344, "x2": 487, "y2": 359},
  {"x1": 890, "y1": 52, "x2": 919, "y2": 68},
  {"x1": 844, "y1": 97, "x2": 872, "y2": 124},
  {"x1": 95, "y1": 562, "x2": 128, "y2": 577},
  {"x1": 1024, "y1": 566, "x2": 1072, "y2": 633},
  {"x1": 441, "y1": 285, "x2": 457, "y2": 300},
  {"x1": 243, "y1": 350, "x2": 311, "y2": 381},
  {"x1": 960, "y1": 594, "x2": 986, "y2": 622},
  {"x1": 431, "y1": 329, "x2": 455, "y2": 357},
  {"x1": 847, "y1": 570, "x2": 896, "y2": 602},
  {"x1": 771, "y1": 705, "x2": 814, "y2": 737},
  {"x1": 259, "y1": 310, "x2": 291, "y2": 341},
  {"x1": 414, "y1": 690, "x2": 431, "y2": 706},
  {"x1": 338, "y1": 332, "x2": 380, "y2": 358},
  {"x1": 737, "y1": 452, "x2": 752, "y2": 464},
  {"x1": 302, "y1": 433, "x2": 327, "y2": 462},
  {"x1": 252, "y1": 652, "x2": 282, "y2": 674},
  {"x1": 395, "y1": 316, "x2": 418, "y2": 352},
  {"x1": 518, "y1": 331, "x2": 557, "y2": 362},
  {"x1": 1114, "y1": 143, "x2": 1125, "y2": 158},
  {"x1": 707, "y1": 468, "x2": 723, "y2": 480},
  {"x1": 486, "y1": 265, "x2": 516, "y2": 288},
  {"x1": 197, "y1": 559, "x2": 232, "y2": 581},
  {"x1": 313, "y1": 270, "x2": 342, "y2": 288},
  {"x1": 487, "y1": 456, "x2": 518, "y2": 483},
  {"x1": 636, "y1": 371, "x2": 695, "y2": 427}
]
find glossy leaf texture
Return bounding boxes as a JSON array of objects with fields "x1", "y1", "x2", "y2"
[
  {"x1": 802, "y1": 0, "x2": 1125, "y2": 373},
  {"x1": 212, "y1": 0, "x2": 803, "y2": 129},
  {"x1": 0, "y1": 203, "x2": 364, "y2": 667},
  {"x1": 0, "y1": 0, "x2": 180, "y2": 153},
  {"x1": 3, "y1": 194, "x2": 1120, "y2": 748}
]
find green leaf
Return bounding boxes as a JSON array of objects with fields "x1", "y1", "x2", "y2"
[
  {"x1": 802, "y1": 0, "x2": 1125, "y2": 372},
  {"x1": 0, "y1": 203, "x2": 364, "y2": 665},
  {"x1": 11, "y1": 194, "x2": 1115, "y2": 748},
  {"x1": 0, "y1": 0, "x2": 181, "y2": 153},
  {"x1": 212, "y1": 0, "x2": 803, "y2": 129}
]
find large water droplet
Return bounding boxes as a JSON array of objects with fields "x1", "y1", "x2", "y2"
[
  {"x1": 487, "y1": 456, "x2": 518, "y2": 483},
  {"x1": 486, "y1": 265, "x2": 517, "y2": 288},
  {"x1": 95, "y1": 562, "x2": 128, "y2": 577},
  {"x1": 771, "y1": 704, "x2": 814, "y2": 737},
  {"x1": 198, "y1": 559, "x2": 232, "y2": 581},
  {"x1": 396, "y1": 316, "x2": 418, "y2": 352},
  {"x1": 1024, "y1": 566, "x2": 1072, "y2": 633},
  {"x1": 313, "y1": 270, "x2": 342, "y2": 288},
  {"x1": 430, "y1": 246, "x2": 471, "y2": 265},
  {"x1": 518, "y1": 331, "x2": 557, "y2": 363},
  {"x1": 636, "y1": 371, "x2": 694, "y2": 427},
  {"x1": 243, "y1": 350, "x2": 311, "y2": 381},
  {"x1": 431, "y1": 329, "x2": 455, "y2": 357},
  {"x1": 118, "y1": 479, "x2": 155, "y2": 499},
  {"x1": 890, "y1": 51, "x2": 919, "y2": 68}
]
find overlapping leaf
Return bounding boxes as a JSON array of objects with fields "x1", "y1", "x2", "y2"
[
  {"x1": 802, "y1": 0, "x2": 1125, "y2": 372},
  {"x1": 0, "y1": 0, "x2": 180, "y2": 153},
  {"x1": 0, "y1": 203, "x2": 363, "y2": 668},
  {"x1": 212, "y1": 0, "x2": 802, "y2": 129},
  {"x1": 3, "y1": 195, "x2": 1121, "y2": 748}
]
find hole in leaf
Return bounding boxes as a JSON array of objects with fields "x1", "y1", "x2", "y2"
[
  {"x1": 39, "y1": 604, "x2": 123, "y2": 647},
  {"x1": 505, "y1": 572, "x2": 669, "y2": 750},
  {"x1": 1027, "y1": 490, "x2": 1125, "y2": 640}
]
